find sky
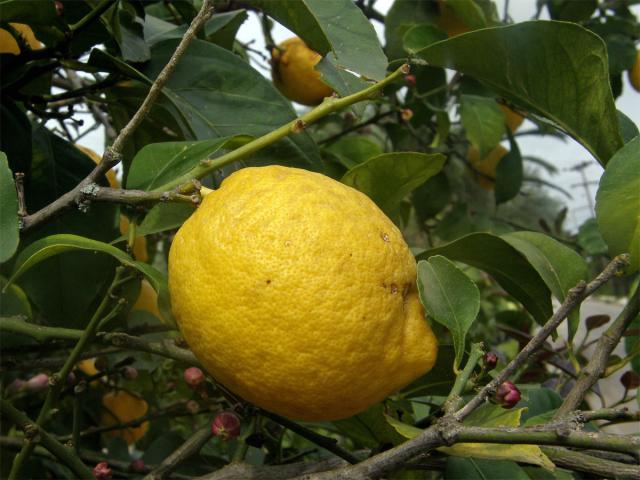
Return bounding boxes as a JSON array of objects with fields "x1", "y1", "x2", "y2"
[{"x1": 78, "y1": 0, "x2": 639, "y2": 232}]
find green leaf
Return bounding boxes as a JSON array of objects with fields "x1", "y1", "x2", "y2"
[
  {"x1": 0, "y1": 276, "x2": 31, "y2": 318},
  {"x1": 445, "y1": 457, "x2": 531, "y2": 480},
  {"x1": 402, "y1": 344, "x2": 456, "y2": 397},
  {"x1": 416, "y1": 233, "x2": 552, "y2": 324},
  {"x1": 417, "y1": 256, "x2": 480, "y2": 370},
  {"x1": 126, "y1": 137, "x2": 251, "y2": 190},
  {"x1": 341, "y1": 152, "x2": 446, "y2": 216},
  {"x1": 107, "y1": 39, "x2": 321, "y2": 172},
  {"x1": 617, "y1": 111, "x2": 639, "y2": 144},
  {"x1": 325, "y1": 137, "x2": 383, "y2": 170},
  {"x1": 495, "y1": 135, "x2": 523, "y2": 205},
  {"x1": 0, "y1": 0, "x2": 58, "y2": 24},
  {"x1": 444, "y1": 0, "x2": 494, "y2": 30},
  {"x1": 414, "y1": 21, "x2": 623, "y2": 165},
  {"x1": 501, "y1": 231, "x2": 588, "y2": 338},
  {"x1": 595, "y1": 136, "x2": 640, "y2": 273},
  {"x1": 546, "y1": 0, "x2": 597, "y2": 22},
  {"x1": 7, "y1": 234, "x2": 172, "y2": 324},
  {"x1": 577, "y1": 218, "x2": 608, "y2": 256},
  {"x1": 412, "y1": 171, "x2": 451, "y2": 221},
  {"x1": 520, "y1": 387, "x2": 563, "y2": 423},
  {"x1": 333, "y1": 403, "x2": 404, "y2": 449},
  {"x1": 0, "y1": 100, "x2": 32, "y2": 173},
  {"x1": 460, "y1": 94, "x2": 505, "y2": 159},
  {"x1": 314, "y1": 54, "x2": 370, "y2": 115},
  {"x1": 253, "y1": 0, "x2": 387, "y2": 81},
  {"x1": 385, "y1": 0, "x2": 435, "y2": 61},
  {"x1": 384, "y1": 414, "x2": 422, "y2": 439},
  {"x1": 403, "y1": 24, "x2": 447, "y2": 55},
  {"x1": 0, "y1": 152, "x2": 19, "y2": 263}
]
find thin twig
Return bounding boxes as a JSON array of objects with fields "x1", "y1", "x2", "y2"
[
  {"x1": 542, "y1": 447, "x2": 640, "y2": 480},
  {"x1": 20, "y1": 0, "x2": 215, "y2": 234},
  {"x1": 0, "y1": 399, "x2": 93, "y2": 479},
  {"x1": 454, "y1": 254, "x2": 630, "y2": 421},
  {"x1": 555, "y1": 284, "x2": 640, "y2": 417},
  {"x1": 144, "y1": 425, "x2": 213, "y2": 480}
]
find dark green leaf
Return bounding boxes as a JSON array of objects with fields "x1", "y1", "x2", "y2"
[
  {"x1": 333, "y1": 403, "x2": 403, "y2": 449},
  {"x1": 315, "y1": 54, "x2": 370, "y2": 116},
  {"x1": 414, "y1": 21, "x2": 623, "y2": 165},
  {"x1": 8, "y1": 234, "x2": 172, "y2": 324},
  {"x1": 595, "y1": 136, "x2": 640, "y2": 273},
  {"x1": 325, "y1": 136, "x2": 383, "y2": 169},
  {"x1": 402, "y1": 344, "x2": 456, "y2": 397},
  {"x1": 495, "y1": 135, "x2": 522, "y2": 204},
  {"x1": 0, "y1": 276, "x2": 31, "y2": 318},
  {"x1": 0, "y1": 0, "x2": 57, "y2": 24},
  {"x1": 253, "y1": 0, "x2": 387, "y2": 81},
  {"x1": 403, "y1": 23, "x2": 447, "y2": 54},
  {"x1": 0, "y1": 100, "x2": 32, "y2": 173},
  {"x1": 341, "y1": 152, "x2": 446, "y2": 216},
  {"x1": 417, "y1": 256, "x2": 479, "y2": 370},
  {"x1": 126, "y1": 137, "x2": 251, "y2": 190},
  {"x1": 546, "y1": 0, "x2": 597, "y2": 22},
  {"x1": 204, "y1": 9, "x2": 248, "y2": 50},
  {"x1": 460, "y1": 95, "x2": 505, "y2": 159},
  {"x1": 604, "y1": 34, "x2": 637, "y2": 75},
  {"x1": 116, "y1": 8, "x2": 151, "y2": 63},
  {"x1": 501, "y1": 231, "x2": 587, "y2": 338},
  {"x1": 617, "y1": 111, "x2": 639, "y2": 144},
  {"x1": 0, "y1": 152, "x2": 19, "y2": 263},
  {"x1": 385, "y1": 0, "x2": 435, "y2": 61},
  {"x1": 412, "y1": 171, "x2": 451, "y2": 221},
  {"x1": 416, "y1": 233, "x2": 552, "y2": 324},
  {"x1": 519, "y1": 387, "x2": 562, "y2": 423}
]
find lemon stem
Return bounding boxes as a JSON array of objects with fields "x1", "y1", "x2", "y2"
[{"x1": 151, "y1": 64, "x2": 409, "y2": 194}]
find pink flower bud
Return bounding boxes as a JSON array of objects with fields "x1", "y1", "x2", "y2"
[
  {"x1": 129, "y1": 459, "x2": 145, "y2": 473},
  {"x1": 121, "y1": 366, "x2": 138, "y2": 380},
  {"x1": 495, "y1": 381, "x2": 521, "y2": 409},
  {"x1": 184, "y1": 367, "x2": 205, "y2": 388},
  {"x1": 26, "y1": 374, "x2": 49, "y2": 393},
  {"x1": 93, "y1": 461, "x2": 112, "y2": 479},
  {"x1": 211, "y1": 411, "x2": 241, "y2": 441},
  {"x1": 484, "y1": 352, "x2": 498, "y2": 370},
  {"x1": 404, "y1": 74, "x2": 417, "y2": 86}
]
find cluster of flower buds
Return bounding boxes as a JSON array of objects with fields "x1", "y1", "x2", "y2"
[
  {"x1": 483, "y1": 352, "x2": 498, "y2": 370},
  {"x1": 93, "y1": 461, "x2": 112, "y2": 479}
]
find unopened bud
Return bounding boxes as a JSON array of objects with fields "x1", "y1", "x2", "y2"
[
  {"x1": 484, "y1": 352, "x2": 498, "y2": 370},
  {"x1": 400, "y1": 108, "x2": 413, "y2": 122},
  {"x1": 93, "y1": 461, "x2": 112, "y2": 479},
  {"x1": 211, "y1": 411, "x2": 241, "y2": 441},
  {"x1": 184, "y1": 367, "x2": 205, "y2": 388},
  {"x1": 621, "y1": 371, "x2": 640, "y2": 390},
  {"x1": 67, "y1": 372, "x2": 77, "y2": 386},
  {"x1": 404, "y1": 74, "x2": 416, "y2": 86},
  {"x1": 186, "y1": 400, "x2": 200, "y2": 414},
  {"x1": 121, "y1": 366, "x2": 138, "y2": 380},
  {"x1": 94, "y1": 357, "x2": 108, "y2": 372},
  {"x1": 586, "y1": 315, "x2": 610, "y2": 330},
  {"x1": 495, "y1": 381, "x2": 521, "y2": 409},
  {"x1": 129, "y1": 459, "x2": 145, "y2": 473},
  {"x1": 26, "y1": 374, "x2": 49, "y2": 393}
]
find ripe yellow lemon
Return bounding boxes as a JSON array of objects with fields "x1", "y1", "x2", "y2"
[
  {"x1": 499, "y1": 105, "x2": 524, "y2": 133},
  {"x1": 75, "y1": 144, "x2": 149, "y2": 262},
  {"x1": 131, "y1": 279, "x2": 161, "y2": 320},
  {"x1": 168, "y1": 166, "x2": 438, "y2": 421},
  {"x1": 271, "y1": 37, "x2": 334, "y2": 106},
  {"x1": 436, "y1": 0, "x2": 470, "y2": 37},
  {"x1": 100, "y1": 391, "x2": 149, "y2": 445},
  {"x1": 629, "y1": 51, "x2": 640, "y2": 92},
  {"x1": 0, "y1": 23, "x2": 41, "y2": 55},
  {"x1": 468, "y1": 144, "x2": 508, "y2": 190}
]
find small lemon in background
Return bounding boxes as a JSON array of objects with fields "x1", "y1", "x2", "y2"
[
  {"x1": 100, "y1": 391, "x2": 149, "y2": 445},
  {"x1": 629, "y1": 50, "x2": 640, "y2": 92},
  {"x1": 271, "y1": 37, "x2": 334, "y2": 106},
  {"x1": 0, "y1": 23, "x2": 41, "y2": 55},
  {"x1": 468, "y1": 144, "x2": 509, "y2": 191},
  {"x1": 499, "y1": 105, "x2": 524, "y2": 133}
]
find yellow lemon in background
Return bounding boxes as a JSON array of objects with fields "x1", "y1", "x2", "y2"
[
  {"x1": 436, "y1": 0, "x2": 471, "y2": 37},
  {"x1": 468, "y1": 144, "x2": 509, "y2": 191},
  {"x1": 271, "y1": 37, "x2": 334, "y2": 106},
  {"x1": 168, "y1": 166, "x2": 438, "y2": 421},
  {"x1": 499, "y1": 105, "x2": 525, "y2": 133},
  {"x1": 0, "y1": 23, "x2": 41, "y2": 55},
  {"x1": 131, "y1": 279, "x2": 161, "y2": 321},
  {"x1": 100, "y1": 391, "x2": 149, "y2": 445},
  {"x1": 629, "y1": 51, "x2": 640, "y2": 92}
]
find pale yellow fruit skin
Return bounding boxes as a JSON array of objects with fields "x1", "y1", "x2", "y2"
[
  {"x1": 0, "y1": 23, "x2": 41, "y2": 55},
  {"x1": 169, "y1": 166, "x2": 438, "y2": 421},
  {"x1": 629, "y1": 51, "x2": 640, "y2": 93},
  {"x1": 468, "y1": 144, "x2": 508, "y2": 191},
  {"x1": 272, "y1": 37, "x2": 334, "y2": 106},
  {"x1": 100, "y1": 391, "x2": 149, "y2": 445}
]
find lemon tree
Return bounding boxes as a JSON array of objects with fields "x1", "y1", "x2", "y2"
[{"x1": 0, "y1": 1, "x2": 638, "y2": 479}]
